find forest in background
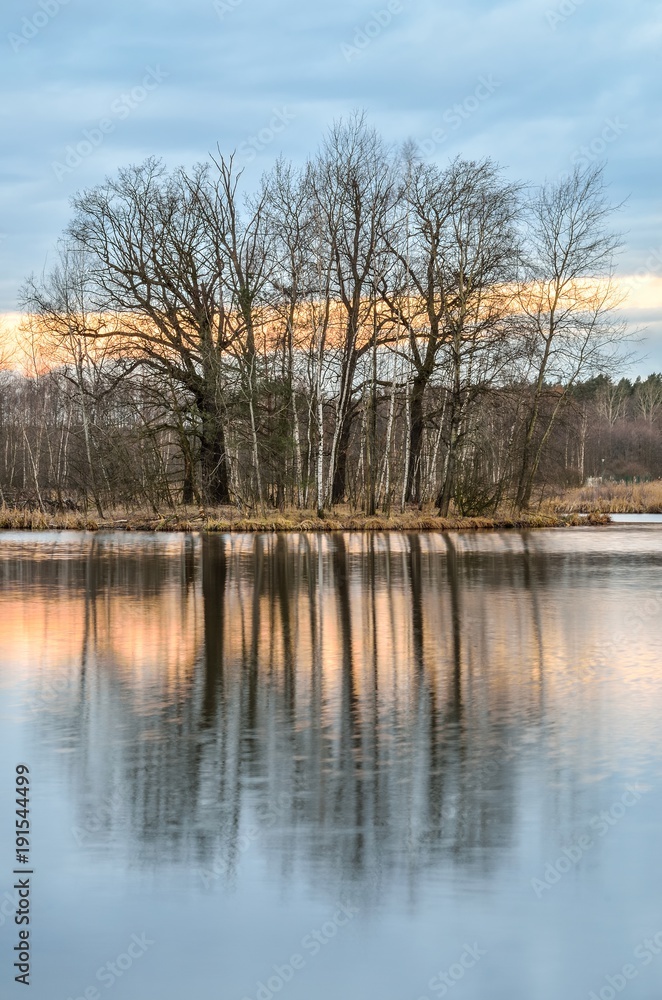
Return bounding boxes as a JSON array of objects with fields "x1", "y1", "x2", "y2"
[{"x1": 1, "y1": 113, "x2": 659, "y2": 519}]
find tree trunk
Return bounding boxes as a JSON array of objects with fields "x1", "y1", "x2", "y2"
[
  {"x1": 331, "y1": 413, "x2": 353, "y2": 505},
  {"x1": 437, "y1": 411, "x2": 461, "y2": 517},
  {"x1": 181, "y1": 441, "x2": 195, "y2": 505},
  {"x1": 515, "y1": 403, "x2": 539, "y2": 511},
  {"x1": 200, "y1": 401, "x2": 230, "y2": 505},
  {"x1": 406, "y1": 377, "x2": 426, "y2": 504}
]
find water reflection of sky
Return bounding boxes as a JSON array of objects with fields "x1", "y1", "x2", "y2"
[{"x1": 1, "y1": 529, "x2": 661, "y2": 1000}]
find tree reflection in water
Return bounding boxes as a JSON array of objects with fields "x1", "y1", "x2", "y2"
[{"x1": 4, "y1": 530, "x2": 601, "y2": 901}]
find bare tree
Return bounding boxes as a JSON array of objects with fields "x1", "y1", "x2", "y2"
[
  {"x1": 246, "y1": 159, "x2": 325, "y2": 508},
  {"x1": 633, "y1": 373, "x2": 662, "y2": 426},
  {"x1": 67, "y1": 159, "x2": 239, "y2": 504},
  {"x1": 20, "y1": 249, "x2": 131, "y2": 516},
  {"x1": 309, "y1": 113, "x2": 396, "y2": 505},
  {"x1": 514, "y1": 165, "x2": 627, "y2": 509},
  {"x1": 381, "y1": 155, "x2": 521, "y2": 509}
]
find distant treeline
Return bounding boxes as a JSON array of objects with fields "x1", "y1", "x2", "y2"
[{"x1": 1, "y1": 113, "x2": 649, "y2": 516}]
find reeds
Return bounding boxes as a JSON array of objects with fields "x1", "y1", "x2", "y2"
[
  {"x1": 549, "y1": 480, "x2": 662, "y2": 514},
  {"x1": 0, "y1": 503, "x2": 612, "y2": 534},
  {"x1": 201, "y1": 511, "x2": 566, "y2": 532},
  {"x1": 0, "y1": 506, "x2": 99, "y2": 531}
]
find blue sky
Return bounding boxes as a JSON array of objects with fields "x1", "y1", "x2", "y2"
[{"x1": 1, "y1": 0, "x2": 661, "y2": 369}]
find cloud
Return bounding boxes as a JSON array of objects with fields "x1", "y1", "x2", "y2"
[{"x1": 0, "y1": 0, "x2": 660, "y2": 328}]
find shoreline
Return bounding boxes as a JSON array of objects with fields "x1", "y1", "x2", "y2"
[
  {"x1": 0, "y1": 508, "x2": 613, "y2": 534},
  {"x1": 3, "y1": 483, "x2": 661, "y2": 534}
]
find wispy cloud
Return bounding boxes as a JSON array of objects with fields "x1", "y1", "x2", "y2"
[{"x1": 0, "y1": 0, "x2": 660, "y2": 373}]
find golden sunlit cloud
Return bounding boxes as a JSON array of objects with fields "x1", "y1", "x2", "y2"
[{"x1": 1, "y1": 275, "x2": 662, "y2": 371}]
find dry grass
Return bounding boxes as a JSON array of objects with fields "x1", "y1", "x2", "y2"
[
  {"x1": 197, "y1": 508, "x2": 568, "y2": 533},
  {"x1": 549, "y1": 480, "x2": 662, "y2": 514},
  {"x1": 0, "y1": 503, "x2": 611, "y2": 534},
  {"x1": 0, "y1": 507, "x2": 99, "y2": 531}
]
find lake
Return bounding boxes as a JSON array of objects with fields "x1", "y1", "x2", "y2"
[{"x1": 1, "y1": 528, "x2": 661, "y2": 1000}]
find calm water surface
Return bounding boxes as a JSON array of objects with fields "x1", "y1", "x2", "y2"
[
  {"x1": 610, "y1": 513, "x2": 662, "y2": 523},
  {"x1": 1, "y1": 528, "x2": 662, "y2": 1000}
]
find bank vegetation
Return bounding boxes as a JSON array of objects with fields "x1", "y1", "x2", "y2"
[{"x1": 2, "y1": 113, "x2": 657, "y2": 527}]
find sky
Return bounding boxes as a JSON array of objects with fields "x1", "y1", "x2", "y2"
[{"x1": 1, "y1": 0, "x2": 661, "y2": 372}]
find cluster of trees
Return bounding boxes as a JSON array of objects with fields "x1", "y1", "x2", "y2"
[
  {"x1": 1, "y1": 114, "x2": 638, "y2": 515},
  {"x1": 569, "y1": 373, "x2": 662, "y2": 482}
]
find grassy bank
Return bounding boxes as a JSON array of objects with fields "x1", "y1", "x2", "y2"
[
  {"x1": 549, "y1": 480, "x2": 662, "y2": 514},
  {"x1": 0, "y1": 505, "x2": 612, "y2": 533}
]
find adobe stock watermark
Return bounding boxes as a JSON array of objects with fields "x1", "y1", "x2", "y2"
[
  {"x1": 51, "y1": 66, "x2": 169, "y2": 181},
  {"x1": 198, "y1": 790, "x2": 293, "y2": 887},
  {"x1": 237, "y1": 107, "x2": 297, "y2": 165},
  {"x1": 588, "y1": 929, "x2": 662, "y2": 1000},
  {"x1": 545, "y1": 0, "x2": 586, "y2": 31},
  {"x1": 415, "y1": 943, "x2": 487, "y2": 999},
  {"x1": 240, "y1": 902, "x2": 359, "y2": 1000},
  {"x1": 8, "y1": 0, "x2": 71, "y2": 54},
  {"x1": 65, "y1": 933, "x2": 155, "y2": 999},
  {"x1": 0, "y1": 887, "x2": 19, "y2": 930},
  {"x1": 418, "y1": 76, "x2": 500, "y2": 157},
  {"x1": 624, "y1": 246, "x2": 662, "y2": 296},
  {"x1": 532, "y1": 784, "x2": 648, "y2": 898},
  {"x1": 583, "y1": 591, "x2": 662, "y2": 676},
  {"x1": 214, "y1": 0, "x2": 244, "y2": 17},
  {"x1": 72, "y1": 788, "x2": 125, "y2": 847},
  {"x1": 25, "y1": 670, "x2": 73, "y2": 713},
  {"x1": 407, "y1": 737, "x2": 524, "y2": 851},
  {"x1": 561, "y1": 117, "x2": 628, "y2": 180},
  {"x1": 340, "y1": 0, "x2": 405, "y2": 62}
]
